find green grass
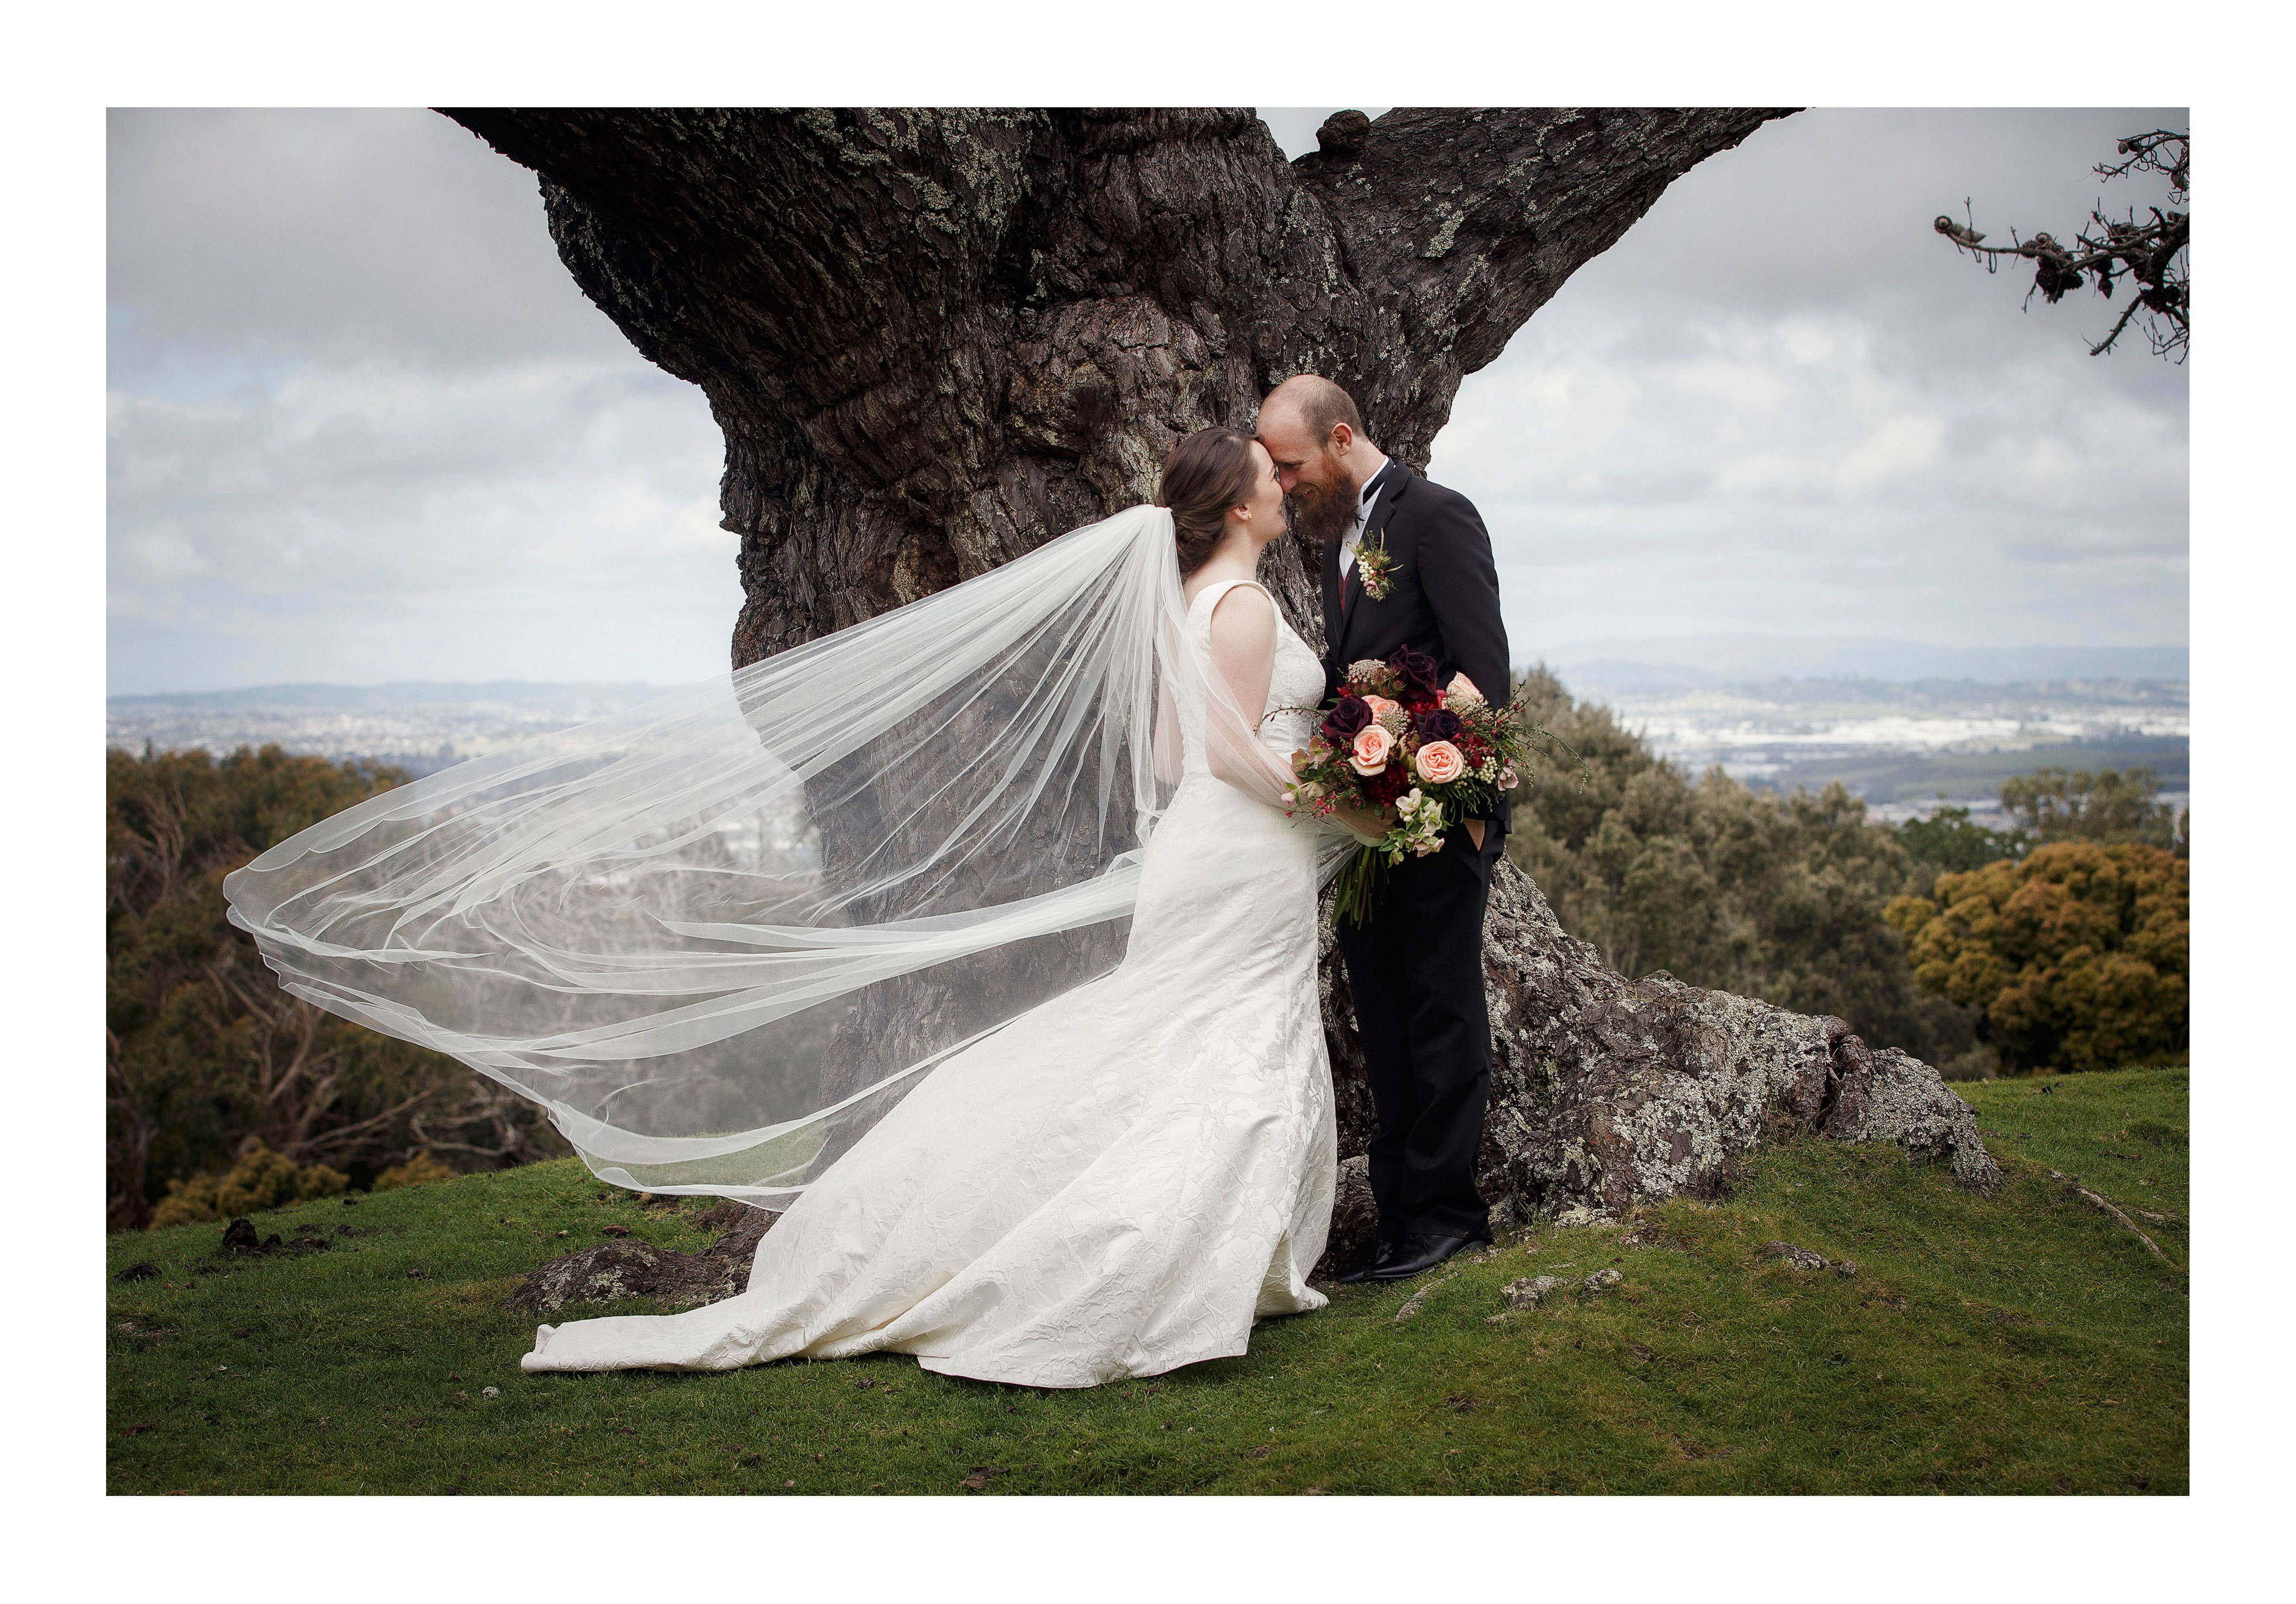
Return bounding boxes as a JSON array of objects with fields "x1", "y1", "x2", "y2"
[{"x1": 107, "y1": 1067, "x2": 2187, "y2": 1495}]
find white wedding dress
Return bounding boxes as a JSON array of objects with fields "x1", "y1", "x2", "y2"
[{"x1": 521, "y1": 578, "x2": 1338, "y2": 1388}]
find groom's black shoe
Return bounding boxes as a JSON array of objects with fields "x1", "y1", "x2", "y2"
[
  {"x1": 1364, "y1": 1231, "x2": 1489, "y2": 1282},
  {"x1": 1330, "y1": 1236, "x2": 1404, "y2": 1285}
]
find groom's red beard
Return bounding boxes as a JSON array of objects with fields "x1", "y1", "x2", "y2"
[{"x1": 1287, "y1": 481, "x2": 1357, "y2": 546}]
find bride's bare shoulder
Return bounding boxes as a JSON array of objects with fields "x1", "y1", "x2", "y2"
[{"x1": 1203, "y1": 583, "x2": 1276, "y2": 662}]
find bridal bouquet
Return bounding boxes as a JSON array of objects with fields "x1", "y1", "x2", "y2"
[{"x1": 1283, "y1": 649, "x2": 1546, "y2": 925}]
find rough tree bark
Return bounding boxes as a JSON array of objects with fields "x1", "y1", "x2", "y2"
[{"x1": 447, "y1": 107, "x2": 1996, "y2": 1278}]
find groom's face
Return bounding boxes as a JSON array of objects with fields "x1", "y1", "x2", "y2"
[{"x1": 1257, "y1": 410, "x2": 1359, "y2": 545}]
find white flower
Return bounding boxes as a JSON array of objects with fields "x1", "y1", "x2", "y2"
[{"x1": 1396, "y1": 789, "x2": 1422, "y2": 816}]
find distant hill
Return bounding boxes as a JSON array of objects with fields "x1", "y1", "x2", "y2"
[
  {"x1": 107, "y1": 680, "x2": 666, "y2": 712},
  {"x1": 1542, "y1": 637, "x2": 2188, "y2": 694},
  {"x1": 1755, "y1": 735, "x2": 2189, "y2": 808},
  {"x1": 105, "y1": 681, "x2": 678, "y2": 777}
]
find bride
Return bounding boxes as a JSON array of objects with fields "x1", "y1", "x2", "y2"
[{"x1": 226, "y1": 426, "x2": 1385, "y2": 1389}]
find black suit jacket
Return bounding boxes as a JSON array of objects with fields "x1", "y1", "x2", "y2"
[{"x1": 1320, "y1": 460, "x2": 1513, "y2": 837}]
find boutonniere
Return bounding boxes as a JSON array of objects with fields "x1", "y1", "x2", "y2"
[{"x1": 1354, "y1": 530, "x2": 1397, "y2": 601}]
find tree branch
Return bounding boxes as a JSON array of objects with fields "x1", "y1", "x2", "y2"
[
  {"x1": 1935, "y1": 130, "x2": 2188, "y2": 361},
  {"x1": 1298, "y1": 108, "x2": 1796, "y2": 384}
]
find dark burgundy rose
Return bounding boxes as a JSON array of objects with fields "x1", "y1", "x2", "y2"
[
  {"x1": 1414, "y1": 708, "x2": 1462, "y2": 743},
  {"x1": 1320, "y1": 695, "x2": 1373, "y2": 745},
  {"x1": 1361, "y1": 763, "x2": 1414, "y2": 807},
  {"x1": 1391, "y1": 649, "x2": 1443, "y2": 700}
]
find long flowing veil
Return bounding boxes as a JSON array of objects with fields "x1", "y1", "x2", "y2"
[{"x1": 224, "y1": 504, "x2": 1317, "y2": 1207}]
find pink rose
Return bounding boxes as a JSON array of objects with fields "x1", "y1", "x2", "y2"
[
  {"x1": 1414, "y1": 740, "x2": 1465, "y2": 784},
  {"x1": 1349, "y1": 725, "x2": 1395, "y2": 774},
  {"x1": 1444, "y1": 673, "x2": 1485, "y2": 708},
  {"x1": 1362, "y1": 695, "x2": 1399, "y2": 719}
]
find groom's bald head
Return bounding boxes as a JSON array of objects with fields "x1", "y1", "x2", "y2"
[
  {"x1": 1256, "y1": 375, "x2": 1379, "y2": 544},
  {"x1": 1258, "y1": 374, "x2": 1364, "y2": 451}
]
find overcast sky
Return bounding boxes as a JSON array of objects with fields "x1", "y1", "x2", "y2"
[{"x1": 107, "y1": 107, "x2": 2187, "y2": 694}]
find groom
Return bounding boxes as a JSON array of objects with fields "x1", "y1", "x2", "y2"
[{"x1": 1256, "y1": 375, "x2": 1511, "y2": 1284}]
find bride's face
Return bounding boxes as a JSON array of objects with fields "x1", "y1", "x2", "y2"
[{"x1": 1233, "y1": 442, "x2": 1286, "y2": 547}]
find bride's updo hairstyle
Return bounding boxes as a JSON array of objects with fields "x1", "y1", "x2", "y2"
[{"x1": 1158, "y1": 426, "x2": 1260, "y2": 578}]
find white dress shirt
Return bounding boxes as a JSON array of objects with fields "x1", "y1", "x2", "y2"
[{"x1": 1338, "y1": 456, "x2": 1392, "y2": 579}]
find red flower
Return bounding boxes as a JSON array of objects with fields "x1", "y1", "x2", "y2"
[{"x1": 1361, "y1": 765, "x2": 1413, "y2": 807}]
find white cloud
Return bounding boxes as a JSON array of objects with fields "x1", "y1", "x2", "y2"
[
  {"x1": 107, "y1": 107, "x2": 2188, "y2": 693},
  {"x1": 107, "y1": 109, "x2": 624, "y2": 377},
  {"x1": 124, "y1": 525, "x2": 207, "y2": 580},
  {"x1": 1430, "y1": 283, "x2": 2186, "y2": 657},
  {"x1": 107, "y1": 354, "x2": 734, "y2": 691}
]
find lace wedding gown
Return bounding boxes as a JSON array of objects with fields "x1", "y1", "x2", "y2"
[{"x1": 522, "y1": 578, "x2": 1337, "y2": 1388}]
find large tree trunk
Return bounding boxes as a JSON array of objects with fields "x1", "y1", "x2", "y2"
[{"x1": 445, "y1": 108, "x2": 1997, "y2": 1268}]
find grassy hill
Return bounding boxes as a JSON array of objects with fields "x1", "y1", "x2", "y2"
[
  {"x1": 107, "y1": 1068, "x2": 2188, "y2": 1495},
  {"x1": 1760, "y1": 737, "x2": 2188, "y2": 807}
]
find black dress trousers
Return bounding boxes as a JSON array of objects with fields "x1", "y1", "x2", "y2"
[{"x1": 1336, "y1": 820, "x2": 1500, "y2": 1243}]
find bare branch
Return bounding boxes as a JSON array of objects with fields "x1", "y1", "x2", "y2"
[
  {"x1": 2088, "y1": 287, "x2": 2150, "y2": 357},
  {"x1": 295, "y1": 1086, "x2": 448, "y2": 1160},
  {"x1": 1934, "y1": 128, "x2": 2188, "y2": 362}
]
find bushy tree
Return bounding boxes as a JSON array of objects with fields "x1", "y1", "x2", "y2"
[
  {"x1": 1896, "y1": 804, "x2": 2030, "y2": 877},
  {"x1": 1884, "y1": 840, "x2": 2188, "y2": 1074},
  {"x1": 1999, "y1": 765, "x2": 2186, "y2": 855},
  {"x1": 107, "y1": 744, "x2": 565, "y2": 1230},
  {"x1": 1506, "y1": 668, "x2": 1976, "y2": 1066}
]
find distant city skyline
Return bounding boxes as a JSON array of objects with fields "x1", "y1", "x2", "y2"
[{"x1": 109, "y1": 108, "x2": 2188, "y2": 695}]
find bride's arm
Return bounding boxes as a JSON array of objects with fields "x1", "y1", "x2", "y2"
[
  {"x1": 1151, "y1": 674, "x2": 1182, "y2": 786},
  {"x1": 1203, "y1": 587, "x2": 1384, "y2": 844},
  {"x1": 1202, "y1": 585, "x2": 1297, "y2": 810}
]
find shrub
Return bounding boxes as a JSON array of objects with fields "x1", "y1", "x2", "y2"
[
  {"x1": 1884, "y1": 840, "x2": 2188, "y2": 1074},
  {"x1": 372, "y1": 1152, "x2": 458, "y2": 1192},
  {"x1": 1896, "y1": 805, "x2": 2029, "y2": 876},
  {"x1": 107, "y1": 744, "x2": 567, "y2": 1229},
  {"x1": 148, "y1": 1138, "x2": 350, "y2": 1227},
  {"x1": 1504, "y1": 668, "x2": 1977, "y2": 1066},
  {"x1": 1999, "y1": 765, "x2": 2187, "y2": 855},
  {"x1": 1496, "y1": 674, "x2": 2197, "y2": 1078}
]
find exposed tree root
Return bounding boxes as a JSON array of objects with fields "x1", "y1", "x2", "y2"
[{"x1": 2048, "y1": 1168, "x2": 2181, "y2": 1270}]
